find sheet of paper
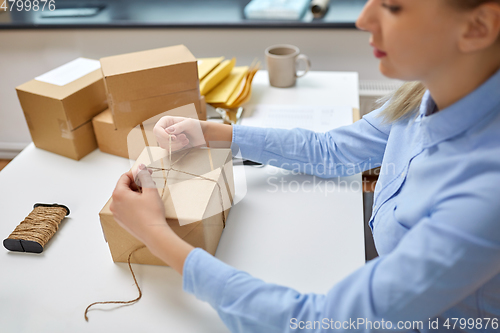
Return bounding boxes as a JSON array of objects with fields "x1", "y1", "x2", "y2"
[
  {"x1": 35, "y1": 58, "x2": 101, "y2": 86},
  {"x1": 240, "y1": 104, "x2": 354, "y2": 132}
]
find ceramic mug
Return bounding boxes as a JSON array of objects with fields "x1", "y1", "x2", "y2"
[{"x1": 265, "y1": 44, "x2": 311, "y2": 88}]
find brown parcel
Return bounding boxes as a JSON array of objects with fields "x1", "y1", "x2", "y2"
[
  {"x1": 99, "y1": 146, "x2": 235, "y2": 266},
  {"x1": 16, "y1": 68, "x2": 107, "y2": 160},
  {"x1": 93, "y1": 101, "x2": 206, "y2": 159},
  {"x1": 92, "y1": 109, "x2": 157, "y2": 160},
  {"x1": 100, "y1": 45, "x2": 204, "y2": 129},
  {"x1": 105, "y1": 89, "x2": 206, "y2": 127}
]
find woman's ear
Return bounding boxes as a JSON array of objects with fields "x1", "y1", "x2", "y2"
[{"x1": 458, "y1": 3, "x2": 500, "y2": 53}]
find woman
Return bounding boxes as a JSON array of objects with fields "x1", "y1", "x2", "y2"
[{"x1": 110, "y1": 0, "x2": 500, "y2": 331}]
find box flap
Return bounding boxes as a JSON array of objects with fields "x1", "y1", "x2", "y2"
[
  {"x1": 35, "y1": 58, "x2": 101, "y2": 86},
  {"x1": 16, "y1": 68, "x2": 103, "y2": 101},
  {"x1": 100, "y1": 45, "x2": 196, "y2": 77}
]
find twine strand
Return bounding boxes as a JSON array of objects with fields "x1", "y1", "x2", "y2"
[
  {"x1": 84, "y1": 246, "x2": 146, "y2": 321},
  {"x1": 84, "y1": 135, "x2": 228, "y2": 321},
  {"x1": 148, "y1": 134, "x2": 227, "y2": 228}
]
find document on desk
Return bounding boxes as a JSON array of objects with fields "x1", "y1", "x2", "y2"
[{"x1": 240, "y1": 104, "x2": 354, "y2": 132}]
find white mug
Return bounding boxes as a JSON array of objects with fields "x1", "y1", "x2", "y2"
[{"x1": 265, "y1": 44, "x2": 311, "y2": 88}]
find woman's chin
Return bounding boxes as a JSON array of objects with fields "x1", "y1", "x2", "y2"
[
  {"x1": 379, "y1": 62, "x2": 400, "y2": 79},
  {"x1": 379, "y1": 61, "x2": 422, "y2": 82},
  {"x1": 379, "y1": 62, "x2": 412, "y2": 81}
]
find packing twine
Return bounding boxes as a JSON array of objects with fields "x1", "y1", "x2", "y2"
[
  {"x1": 5, "y1": 205, "x2": 67, "y2": 250},
  {"x1": 84, "y1": 135, "x2": 228, "y2": 321},
  {"x1": 84, "y1": 246, "x2": 145, "y2": 321},
  {"x1": 148, "y1": 134, "x2": 227, "y2": 228}
]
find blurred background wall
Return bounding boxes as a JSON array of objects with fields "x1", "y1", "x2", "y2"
[{"x1": 0, "y1": 28, "x2": 385, "y2": 157}]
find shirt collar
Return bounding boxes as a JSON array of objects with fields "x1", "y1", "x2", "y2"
[{"x1": 419, "y1": 67, "x2": 500, "y2": 148}]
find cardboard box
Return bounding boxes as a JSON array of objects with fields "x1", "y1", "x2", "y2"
[
  {"x1": 99, "y1": 146, "x2": 235, "y2": 265},
  {"x1": 92, "y1": 109, "x2": 156, "y2": 159},
  {"x1": 100, "y1": 45, "x2": 204, "y2": 129},
  {"x1": 16, "y1": 58, "x2": 107, "y2": 160},
  {"x1": 107, "y1": 89, "x2": 206, "y2": 128},
  {"x1": 93, "y1": 102, "x2": 206, "y2": 159}
]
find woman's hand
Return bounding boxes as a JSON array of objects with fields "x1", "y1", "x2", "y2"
[
  {"x1": 110, "y1": 164, "x2": 194, "y2": 274},
  {"x1": 154, "y1": 116, "x2": 234, "y2": 151},
  {"x1": 110, "y1": 165, "x2": 165, "y2": 246},
  {"x1": 153, "y1": 116, "x2": 206, "y2": 152}
]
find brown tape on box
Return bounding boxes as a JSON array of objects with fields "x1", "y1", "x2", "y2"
[{"x1": 108, "y1": 89, "x2": 205, "y2": 129}]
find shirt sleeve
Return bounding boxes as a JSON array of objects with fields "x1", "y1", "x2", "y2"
[
  {"x1": 183, "y1": 165, "x2": 500, "y2": 332},
  {"x1": 232, "y1": 106, "x2": 391, "y2": 178}
]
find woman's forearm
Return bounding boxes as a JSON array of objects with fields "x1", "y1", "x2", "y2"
[
  {"x1": 148, "y1": 224, "x2": 195, "y2": 275},
  {"x1": 226, "y1": 108, "x2": 392, "y2": 178},
  {"x1": 201, "y1": 121, "x2": 233, "y2": 147}
]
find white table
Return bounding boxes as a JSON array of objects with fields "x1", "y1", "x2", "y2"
[{"x1": 0, "y1": 71, "x2": 364, "y2": 332}]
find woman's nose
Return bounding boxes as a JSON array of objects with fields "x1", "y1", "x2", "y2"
[{"x1": 356, "y1": 0, "x2": 379, "y2": 32}]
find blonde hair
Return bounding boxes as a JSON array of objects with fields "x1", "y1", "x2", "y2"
[
  {"x1": 379, "y1": 0, "x2": 500, "y2": 123},
  {"x1": 378, "y1": 82, "x2": 426, "y2": 123}
]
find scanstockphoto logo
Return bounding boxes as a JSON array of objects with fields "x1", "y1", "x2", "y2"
[
  {"x1": 266, "y1": 174, "x2": 366, "y2": 194},
  {"x1": 264, "y1": 159, "x2": 396, "y2": 194}
]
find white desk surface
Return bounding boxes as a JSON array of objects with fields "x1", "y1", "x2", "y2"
[{"x1": 0, "y1": 71, "x2": 364, "y2": 333}]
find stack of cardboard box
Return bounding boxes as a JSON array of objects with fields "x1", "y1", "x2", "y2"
[
  {"x1": 14, "y1": 48, "x2": 236, "y2": 265},
  {"x1": 16, "y1": 46, "x2": 219, "y2": 161},
  {"x1": 16, "y1": 58, "x2": 108, "y2": 160},
  {"x1": 93, "y1": 45, "x2": 206, "y2": 159}
]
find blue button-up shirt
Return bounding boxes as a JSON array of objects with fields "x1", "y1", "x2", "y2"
[{"x1": 182, "y1": 68, "x2": 500, "y2": 332}]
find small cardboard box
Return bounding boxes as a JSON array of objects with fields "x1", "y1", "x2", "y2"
[
  {"x1": 99, "y1": 146, "x2": 235, "y2": 265},
  {"x1": 93, "y1": 102, "x2": 206, "y2": 159},
  {"x1": 92, "y1": 109, "x2": 156, "y2": 160},
  {"x1": 16, "y1": 58, "x2": 107, "y2": 160},
  {"x1": 100, "y1": 45, "x2": 204, "y2": 129}
]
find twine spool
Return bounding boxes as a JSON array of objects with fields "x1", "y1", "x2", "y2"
[{"x1": 3, "y1": 203, "x2": 70, "y2": 254}]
